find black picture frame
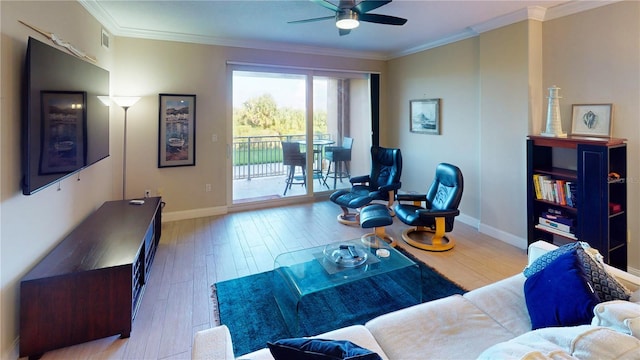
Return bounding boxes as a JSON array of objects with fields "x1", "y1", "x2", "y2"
[{"x1": 158, "y1": 93, "x2": 196, "y2": 167}]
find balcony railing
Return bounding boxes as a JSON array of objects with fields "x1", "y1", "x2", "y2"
[{"x1": 233, "y1": 134, "x2": 332, "y2": 180}]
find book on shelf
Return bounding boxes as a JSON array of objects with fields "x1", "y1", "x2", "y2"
[
  {"x1": 566, "y1": 181, "x2": 576, "y2": 207},
  {"x1": 535, "y1": 223, "x2": 577, "y2": 240},
  {"x1": 538, "y1": 216, "x2": 573, "y2": 233},
  {"x1": 541, "y1": 211, "x2": 574, "y2": 227},
  {"x1": 555, "y1": 180, "x2": 566, "y2": 205},
  {"x1": 532, "y1": 174, "x2": 576, "y2": 208},
  {"x1": 532, "y1": 174, "x2": 543, "y2": 199}
]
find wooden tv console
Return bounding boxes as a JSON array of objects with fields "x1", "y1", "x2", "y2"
[{"x1": 19, "y1": 197, "x2": 162, "y2": 359}]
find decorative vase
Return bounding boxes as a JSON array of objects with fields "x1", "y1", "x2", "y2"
[{"x1": 541, "y1": 85, "x2": 567, "y2": 138}]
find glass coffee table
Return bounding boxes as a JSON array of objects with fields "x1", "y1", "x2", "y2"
[{"x1": 272, "y1": 236, "x2": 422, "y2": 335}]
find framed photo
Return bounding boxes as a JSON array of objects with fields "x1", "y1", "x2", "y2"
[
  {"x1": 571, "y1": 104, "x2": 612, "y2": 137},
  {"x1": 410, "y1": 99, "x2": 440, "y2": 135},
  {"x1": 158, "y1": 94, "x2": 196, "y2": 167},
  {"x1": 40, "y1": 91, "x2": 86, "y2": 174}
]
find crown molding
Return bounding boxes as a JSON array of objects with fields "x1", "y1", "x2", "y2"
[
  {"x1": 78, "y1": 0, "x2": 388, "y2": 60},
  {"x1": 544, "y1": 0, "x2": 622, "y2": 21},
  {"x1": 79, "y1": 0, "x2": 623, "y2": 62},
  {"x1": 389, "y1": 28, "x2": 479, "y2": 59}
]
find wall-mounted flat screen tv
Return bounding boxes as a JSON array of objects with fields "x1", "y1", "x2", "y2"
[{"x1": 22, "y1": 37, "x2": 110, "y2": 195}]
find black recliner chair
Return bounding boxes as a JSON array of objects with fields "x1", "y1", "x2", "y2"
[
  {"x1": 329, "y1": 146, "x2": 402, "y2": 225},
  {"x1": 395, "y1": 163, "x2": 463, "y2": 251}
]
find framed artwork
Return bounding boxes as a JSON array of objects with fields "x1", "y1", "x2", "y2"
[
  {"x1": 158, "y1": 94, "x2": 196, "y2": 167},
  {"x1": 40, "y1": 91, "x2": 86, "y2": 174},
  {"x1": 571, "y1": 104, "x2": 612, "y2": 137},
  {"x1": 410, "y1": 98, "x2": 441, "y2": 135}
]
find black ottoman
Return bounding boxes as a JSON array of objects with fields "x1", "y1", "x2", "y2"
[{"x1": 359, "y1": 204, "x2": 396, "y2": 247}]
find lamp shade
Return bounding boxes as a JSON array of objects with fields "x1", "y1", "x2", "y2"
[
  {"x1": 112, "y1": 96, "x2": 141, "y2": 108},
  {"x1": 97, "y1": 96, "x2": 112, "y2": 106}
]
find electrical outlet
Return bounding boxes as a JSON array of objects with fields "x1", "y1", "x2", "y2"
[
  {"x1": 145, "y1": 189, "x2": 151, "y2": 198},
  {"x1": 205, "y1": 184, "x2": 212, "y2": 192}
]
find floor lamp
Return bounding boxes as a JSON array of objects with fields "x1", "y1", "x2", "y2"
[{"x1": 112, "y1": 96, "x2": 141, "y2": 200}]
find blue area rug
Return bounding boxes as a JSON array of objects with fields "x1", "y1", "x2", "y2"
[{"x1": 213, "y1": 246, "x2": 466, "y2": 356}]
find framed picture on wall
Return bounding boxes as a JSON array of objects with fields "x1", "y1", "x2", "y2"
[
  {"x1": 410, "y1": 98, "x2": 441, "y2": 135},
  {"x1": 158, "y1": 94, "x2": 196, "y2": 167},
  {"x1": 571, "y1": 103, "x2": 612, "y2": 137}
]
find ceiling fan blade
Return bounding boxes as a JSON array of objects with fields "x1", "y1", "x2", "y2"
[
  {"x1": 353, "y1": 0, "x2": 391, "y2": 14},
  {"x1": 339, "y1": 28, "x2": 351, "y2": 36},
  {"x1": 359, "y1": 13, "x2": 407, "y2": 25},
  {"x1": 288, "y1": 15, "x2": 335, "y2": 24},
  {"x1": 310, "y1": 0, "x2": 341, "y2": 12}
]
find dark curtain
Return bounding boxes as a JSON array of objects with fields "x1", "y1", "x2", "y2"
[{"x1": 370, "y1": 73, "x2": 380, "y2": 147}]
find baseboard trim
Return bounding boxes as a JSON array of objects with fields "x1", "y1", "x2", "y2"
[
  {"x1": 478, "y1": 222, "x2": 528, "y2": 250},
  {"x1": 162, "y1": 205, "x2": 227, "y2": 222},
  {"x1": 456, "y1": 213, "x2": 480, "y2": 229}
]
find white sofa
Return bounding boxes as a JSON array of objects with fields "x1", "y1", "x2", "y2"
[{"x1": 192, "y1": 241, "x2": 640, "y2": 359}]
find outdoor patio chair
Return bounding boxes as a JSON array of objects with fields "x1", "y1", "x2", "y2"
[{"x1": 281, "y1": 141, "x2": 306, "y2": 195}]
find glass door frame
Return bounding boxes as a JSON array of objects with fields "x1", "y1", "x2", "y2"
[{"x1": 227, "y1": 63, "x2": 375, "y2": 208}]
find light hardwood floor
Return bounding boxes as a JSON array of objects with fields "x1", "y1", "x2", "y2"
[{"x1": 38, "y1": 200, "x2": 528, "y2": 359}]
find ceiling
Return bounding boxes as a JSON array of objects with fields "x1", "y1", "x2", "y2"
[{"x1": 79, "y1": 0, "x2": 610, "y2": 60}]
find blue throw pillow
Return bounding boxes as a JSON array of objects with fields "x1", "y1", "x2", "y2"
[
  {"x1": 524, "y1": 242, "x2": 581, "y2": 277},
  {"x1": 524, "y1": 241, "x2": 631, "y2": 302},
  {"x1": 267, "y1": 338, "x2": 382, "y2": 360},
  {"x1": 524, "y1": 250, "x2": 601, "y2": 330}
]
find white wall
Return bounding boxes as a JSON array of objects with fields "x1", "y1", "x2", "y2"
[
  {"x1": 1, "y1": 2, "x2": 115, "y2": 358},
  {"x1": 386, "y1": 39, "x2": 481, "y2": 221},
  {"x1": 478, "y1": 21, "x2": 532, "y2": 246}
]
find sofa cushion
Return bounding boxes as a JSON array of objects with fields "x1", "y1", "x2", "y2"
[
  {"x1": 365, "y1": 294, "x2": 515, "y2": 359},
  {"x1": 192, "y1": 325, "x2": 235, "y2": 360},
  {"x1": 267, "y1": 338, "x2": 381, "y2": 360},
  {"x1": 525, "y1": 250, "x2": 601, "y2": 329},
  {"x1": 478, "y1": 325, "x2": 640, "y2": 360},
  {"x1": 463, "y1": 273, "x2": 531, "y2": 336}
]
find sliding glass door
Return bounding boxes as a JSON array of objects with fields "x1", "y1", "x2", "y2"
[{"x1": 230, "y1": 66, "x2": 372, "y2": 204}]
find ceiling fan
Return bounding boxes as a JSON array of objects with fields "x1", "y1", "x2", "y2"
[{"x1": 289, "y1": 0, "x2": 408, "y2": 36}]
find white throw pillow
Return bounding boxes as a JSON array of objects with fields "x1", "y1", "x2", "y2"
[{"x1": 591, "y1": 300, "x2": 640, "y2": 339}]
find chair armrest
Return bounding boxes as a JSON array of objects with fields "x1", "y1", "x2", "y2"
[
  {"x1": 378, "y1": 182, "x2": 401, "y2": 192},
  {"x1": 350, "y1": 175, "x2": 370, "y2": 184},
  {"x1": 192, "y1": 325, "x2": 235, "y2": 360},
  {"x1": 397, "y1": 193, "x2": 427, "y2": 202},
  {"x1": 416, "y1": 208, "x2": 460, "y2": 219}
]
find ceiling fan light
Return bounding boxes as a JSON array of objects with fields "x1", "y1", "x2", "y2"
[{"x1": 336, "y1": 11, "x2": 359, "y2": 30}]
